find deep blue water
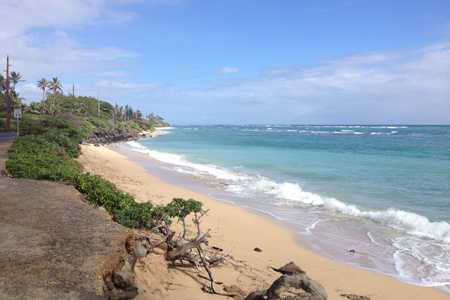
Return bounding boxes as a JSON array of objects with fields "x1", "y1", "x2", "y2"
[{"x1": 126, "y1": 125, "x2": 450, "y2": 290}]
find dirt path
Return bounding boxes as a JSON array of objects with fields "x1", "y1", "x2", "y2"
[{"x1": 0, "y1": 141, "x2": 133, "y2": 300}]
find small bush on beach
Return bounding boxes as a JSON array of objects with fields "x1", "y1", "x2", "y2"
[
  {"x1": 115, "y1": 202, "x2": 157, "y2": 228},
  {"x1": 75, "y1": 172, "x2": 135, "y2": 214},
  {"x1": 114, "y1": 198, "x2": 202, "y2": 230}
]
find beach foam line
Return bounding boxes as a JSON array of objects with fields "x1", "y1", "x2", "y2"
[{"x1": 126, "y1": 140, "x2": 450, "y2": 245}]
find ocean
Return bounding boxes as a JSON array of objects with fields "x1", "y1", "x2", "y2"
[{"x1": 124, "y1": 125, "x2": 450, "y2": 292}]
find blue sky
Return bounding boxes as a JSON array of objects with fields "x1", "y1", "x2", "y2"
[{"x1": 2, "y1": 0, "x2": 450, "y2": 124}]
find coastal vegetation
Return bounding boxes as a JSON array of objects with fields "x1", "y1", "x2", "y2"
[
  {"x1": 1, "y1": 75, "x2": 237, "y2": 297},
  {"x1": 2, "y1": 74, "x2": 173, "y2": 229},
  {"x1": 1, "y1": 75, "x2": 170, "y2": 132}
]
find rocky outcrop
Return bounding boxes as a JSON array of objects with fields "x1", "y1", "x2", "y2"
[
  {"x1": 270, "y1": 261, "x2": 306, "y2": 275},
  {"x1": 83, "y1": 130, "x2": 148, "y2": 145},
  {"x1": 245, "y1": 273, "x2": 328, "y2": 300},
  {"x1": 103, "y1": 240, "x2": 147, "y2": 300}
]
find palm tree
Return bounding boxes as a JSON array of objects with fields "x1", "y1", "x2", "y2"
[
  {"x1": 48, "y1": 77, "x2": 63, "y2": 111},
  {"x1": 9, "y1": 71, "x2": 25, "y2": 91},
  {"x1": 37, "y1": 78, "x2": 49, "y2": 101},
  {"x1": 9, "y1": 90, "x2": 24, "y2": 108}
]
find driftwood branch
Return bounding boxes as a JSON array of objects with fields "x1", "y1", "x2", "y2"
[
  {"x1": 197, "y1": 245, "x2": 237, "y2": 297},
  {"x1": 143, "y1": 205, "x2": 235, "y2": 298}
]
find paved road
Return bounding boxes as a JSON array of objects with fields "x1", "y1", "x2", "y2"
[{"x1": 0, "y1": 132, "x2": 17, "y2": 142}]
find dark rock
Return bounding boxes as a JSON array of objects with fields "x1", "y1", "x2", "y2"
[
  {"x1": 245, "y1": 290, "x2": 266, "y2": 300},
  {"x1": 83, "y1": 130, "x2": 144, "y2": 146},
  {"x1": 223, "y1": 284, "x2": 247, "y2": 298},
  {"x1": 112, "y1": 271, "x2": 135, "y2": 288},
  {"x1": 271, "y1": 261, "x2": 306, "y2": 275},
  {"x1": 109, "y1": 285, "x2": 139, "y2": 300},
  {"x1": 124, "y1": 285, "x2": 139, "y2": 299},
  {"x1": 254, "y1": 247, "x2": 262, "y2": 252},
  {"x1": 134, "y1": 240, "x2": 147, "y2": 258},
  {"x1": 94, "y1": 143, "x2": 100, "y2": 147},
  {"x1": 202, "y1": 285, "x2": 212, "y2": 293},
  {"x1": 105, "y1": 280, "x2": 115, "y2": 290},
  {"x1": 341, "y1": 294, "x2": 370, "y2": 300},
  {"x1": 266, "y1": 274, "x2": 327, "y2": 300}
]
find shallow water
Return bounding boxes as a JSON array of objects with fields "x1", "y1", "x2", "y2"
[{"x1": 125, "y1": 125, "x2": 450, "y2": 292}]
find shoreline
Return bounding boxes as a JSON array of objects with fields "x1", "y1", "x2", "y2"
[{"x1": 77, "y1": 143, "x2": 450, "y2": 300}]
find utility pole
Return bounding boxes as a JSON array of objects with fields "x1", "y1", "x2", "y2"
[
  {"x1": 98, "y1": 91, "x2": 100, "y2": 117},
  {"x1": 72, "y1": 84, "x2": 75, "y2": 114},
  {"x1": 6, "y1": 56, "x2": 11, "y2": 130}
]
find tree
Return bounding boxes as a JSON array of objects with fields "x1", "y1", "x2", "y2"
[
  {"x1": 9, "y1": 71, "x2": 25, "y2": 91},
  {"x1": 48, "y1": 77, "x2": 63, "y2": 112},
  {"x1": 0, "y1": 75, "x2": 5, "y2": 96},
  {"x1": 119, "y1": 106, "x2": 124, "y2": 121},
  {"x1": 37, "y1": 78, "x2": 49, "y2": 101},
  {"x1": 9, "y1": 90, "x2": 24, "y2": 108},
  {"x1": 134, "y1": 198, "x2": 236, "y2": 297}
]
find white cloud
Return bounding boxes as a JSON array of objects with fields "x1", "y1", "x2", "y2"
[
  {"x1": 16, "y1": 41, "x2": 450, "y2": 125},
  {"x1": 214, "y1": 67, "x2": 241, "y2": 74},
  {"x1": 151, "y1": 42, "x2": 450, "y2": 124},
  {"x1": 0, "y1": 0, "x2": 180, "y2": 38}
]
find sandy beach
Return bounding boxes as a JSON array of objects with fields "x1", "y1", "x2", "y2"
[{"x1": 76, "y1": 143, "x2": 450, "y2": 300}]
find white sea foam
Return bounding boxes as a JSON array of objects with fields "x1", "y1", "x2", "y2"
[
  {"x1": 367, "y1": 232, "x2": 385, "y2": 247},
  {"x1": 242, "y1": 174, "x2": 450, "y2": 244},
  {"x1": 393, "y1": 237, "x2": 450, "y2": 286},
  {"x1": 126, "y1": 140, "x2": 450, "y2": 247},
  {"x1": 306, "y1": 220, "x2": 322, "y2": 232}
]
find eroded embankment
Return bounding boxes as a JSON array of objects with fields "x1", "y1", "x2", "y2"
[{"x1": 0, "y1": 147, "x2": 134, "y2": 300}]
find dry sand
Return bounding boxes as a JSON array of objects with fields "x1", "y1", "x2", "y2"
[{"x1": 76, "y1": 143, "x2": 450, "y2": 300}]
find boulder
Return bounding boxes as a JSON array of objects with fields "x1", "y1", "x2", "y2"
[
  {"x1": 267, "y1": 274, "x2": 327, "y2": 300},
  {"x1": 112, "y1": 270, "x2": 135, "y2": 288},
  {"x1": 271, "y1": 261, "x2": 306, "y2": 275},
  {"x1": 246, "y1": 274, "x2": 327, "y2": 300},
  {"x1": 109, "y1": 285, "x2": 139, "y2": 300},
  {"x1": 134, "y1": 240, "x2": 147, "y2": 258}
]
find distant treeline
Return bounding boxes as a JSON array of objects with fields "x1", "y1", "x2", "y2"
[{"x1": 0, "y1": 76, "x2": 169, "y2": 131}]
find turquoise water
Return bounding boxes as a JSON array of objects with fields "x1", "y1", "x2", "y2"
[{"x1": 126, "y1": 125, "x2": 450, "y2": 290}]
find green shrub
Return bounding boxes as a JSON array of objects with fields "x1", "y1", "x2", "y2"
[
  {"x1": 115, "y1": 202, "x2": 156, "y2": 228},
  {"x1": 7, "y1": 136, "x2": 64, "y2": 158},
  {"x1": 131, "y1": 122, "x2": 142, "y2": 131},
  {"x1": 165, "y1": 198, "x2": 203, "y2": 220},
  {"x1": 88, "y1": 117, "x2": 109, "y2": 132},
  {"x1": 20, "y1": 115, "x2": 84, "y2": 144},
  {"x1": 115, "y1": 121, "x2": 126, "y2": 132},
  {"x1": 115, "y1": 198, "x2": 202, "y2": 230},
  {"x1": 80, "y1": 118, "x2": 94, "y2": 138},
  {"x1": 75, "y1": 173, "x2": 135, "y2": 214},
  {"x1": 5, "y1": 136, "x2": 83, "y2": 182},
  {"x1": 43, "y1": 129, "x2": 81, "y2": 158}
]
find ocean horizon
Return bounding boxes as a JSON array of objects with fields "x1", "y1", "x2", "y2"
[{"x1": 124, "y1": 124, "x2": 450, "y2": 292}]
